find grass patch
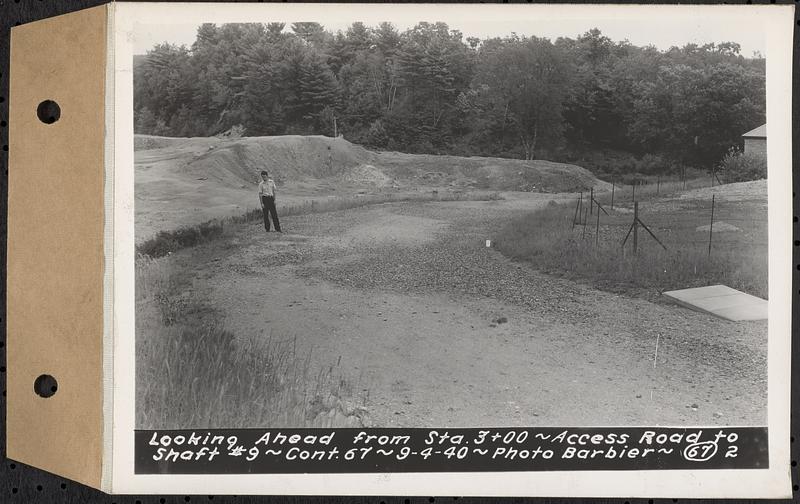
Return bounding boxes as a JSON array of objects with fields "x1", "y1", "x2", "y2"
[
  {"x1": 136, "y1": 255, "x2": 364, "y2": 429},
  {"x1": 137, "y1": 190, "x2": 502, "y2": 258},
  {"x1": 598, "y1": 173, "x2": 728, "y2": 204},
  {"x1": 493, "y1": 189, "x2": 767, "y2": 299}
]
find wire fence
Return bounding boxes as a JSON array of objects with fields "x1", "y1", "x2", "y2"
[
  {"x1": 494, "y1": 176, "x2": 767, "y2": 300},
  {"x1": 570, "y1": 180, "x2": 768, "y2": 261}
]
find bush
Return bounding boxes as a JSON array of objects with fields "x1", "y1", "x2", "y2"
[
  {"x1": 719, "y1": 148, "x2": 767, "y2": 182},
  {"x1": 565, "y1": 149, "x2": 641, "y2": 178},
  {"x1": 365, "y1": 120, "x2": 388, "y2": 148},
  {"x1": 137, "y1": 220, "x2": 224, "y2": 258},
  {"x1": 637, "y1": 154, "x2": 675, "y2": 175}
]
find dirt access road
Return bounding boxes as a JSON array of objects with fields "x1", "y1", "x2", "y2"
[{"x1": 175, "y1": 193, "x2": 766, "y2": 427}]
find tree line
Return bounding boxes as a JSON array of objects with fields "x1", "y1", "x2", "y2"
[{"x1": 134, "y1": 22, "x2": 765, "y2": 174}]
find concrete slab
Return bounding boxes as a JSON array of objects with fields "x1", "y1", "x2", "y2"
[{"x1": 663, "y1": 285, "x2": 767, "y2": 321}]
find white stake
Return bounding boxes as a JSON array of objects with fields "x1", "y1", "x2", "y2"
[{"x1": 653, "y1": 334, "x2": 660, "y2": 369}]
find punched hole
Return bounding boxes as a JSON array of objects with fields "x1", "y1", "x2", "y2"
[
  {"x1": 34, "y1": 374, "x2": 58, "y2": 398},
  {"x1": 36, "y1": 100, "x2": 61, "y2": 124}
]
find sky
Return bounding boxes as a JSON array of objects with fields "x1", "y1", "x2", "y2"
[{"x1": 132, "y1": 6, "x2": 769, "y2": 57}]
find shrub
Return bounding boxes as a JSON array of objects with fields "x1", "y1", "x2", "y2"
[
  {"x1": 137, "y1": 221, "x2": 225, "y2": 258},
  {"x1": 365, "y1": 119, "x2": 389, "y2": 148},
  {"x1": 719, "y1": 148, "x2": 767, "y2": 182},
  {"x1": 637, "y1": 154, "x2": 673, "y2": 175}
]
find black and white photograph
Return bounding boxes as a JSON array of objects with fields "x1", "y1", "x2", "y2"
[{"x1": 116, "y1": 2, "x2": 792, "y2": 496}]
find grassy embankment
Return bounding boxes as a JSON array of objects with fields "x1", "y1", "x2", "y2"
[
  {"x1": 136, "y1": 252, "x2": 363, "y2": 429},
  {"x1": 493, "y1": 179, "x2": 767, "y2": 300},
  {"x1": 138, "y1": 190, "x2": 501, "y2": 258}
]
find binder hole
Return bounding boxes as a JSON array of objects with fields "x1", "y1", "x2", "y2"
[
  {"x1": 37, "y1": 100, "x2": 60, "y2": 124},
  {"x1": 34, "y1": 374, "x2": 58, "y2": 397}
]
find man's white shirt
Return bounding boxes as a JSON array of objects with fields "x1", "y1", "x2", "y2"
[{"x1": 259, "y1": 178, "x2": 277, "y2": 197}]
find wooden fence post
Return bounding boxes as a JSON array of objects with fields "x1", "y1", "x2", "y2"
[
  {"x1": 590, "y1": 187, "x2": 594, "y2": 215},
  {"x1": 595, "y1": 200, "x2": 601, "y2": 246},
  {"x1": 572, "y1": 192, "x2": 582, "y2": 230},
  {"x1": 708, "y1": 194, "x2": 715, "y2": 257},
  {"x1": 611, "y1": 179, "x2": 615, "y2": 210},
  {"x1": 582, "y1": 205, "x2": 589, "y2": 239},
  {"x1": 632, "y1": 182, "x2": 636, "y2": 202},
  {"x1": 633, "y1": 202, "x2": 639, "y2": 254}
]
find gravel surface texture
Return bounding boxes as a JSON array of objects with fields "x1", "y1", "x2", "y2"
[
  {"x1": 158, "y1": 196, "x2": 768, "y2": 427},
  {"x1": 295, "y1": 202, "x2": 767, "y2": 386}
]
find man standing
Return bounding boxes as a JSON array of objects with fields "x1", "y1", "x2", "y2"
[{"x1": 258, "y1": 170, "x2": 282, "y2": 233}]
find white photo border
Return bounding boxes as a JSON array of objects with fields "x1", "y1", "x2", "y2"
[{"x1": 110, "y1": 2, "x2": 794, "y2": 497}]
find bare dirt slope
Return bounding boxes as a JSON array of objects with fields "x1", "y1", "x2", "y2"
[
  {"x1": 678, "y1": 179, "x2": 767, "y2": 203},
  {"x1": 135, "y1": 134, "x2": 605, "y2": 241},
  {"x1": 165, "y1": 194, "x2": 766, "y2": 427}
]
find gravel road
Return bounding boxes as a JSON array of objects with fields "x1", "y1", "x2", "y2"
[{"x1": 175, "y1": 194, "x2": 767, "y2": 427}]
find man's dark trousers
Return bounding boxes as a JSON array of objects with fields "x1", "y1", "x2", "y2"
[{"x1": 261, "y1": 195, "x2": 281, "y2": 232}]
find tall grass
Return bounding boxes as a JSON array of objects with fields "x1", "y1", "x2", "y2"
[
  {"x1": 138, "y1": 190, "x2": 502, "y2": 258},
  {"x1": 136, "y1": 255, "x2": 364, "y2": 429},
  {"x1": 493, "y1": 202, "x2": 767, "y2": 299},
  {"x1": 597, "y1": 175, "x2": 724, "y2": 205}
]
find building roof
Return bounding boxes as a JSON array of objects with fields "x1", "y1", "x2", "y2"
[{"x1": 742, "y1": 124, "x2": 766, "y2": 138}]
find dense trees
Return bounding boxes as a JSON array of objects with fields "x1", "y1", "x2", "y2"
[
  {"x1": 134, "y1": 23, "x2": 765, "y2": 172},
  {"x1": 468, "y1": 36, "x2": 573, "y2": 160}
]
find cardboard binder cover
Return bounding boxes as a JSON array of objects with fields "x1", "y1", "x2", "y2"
[{"x1": 7, "y1": 4, "x2": 110, "y2": 490}]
